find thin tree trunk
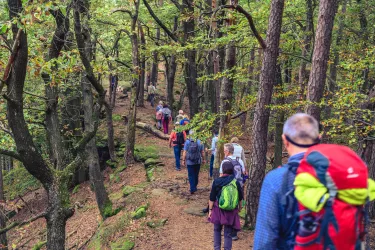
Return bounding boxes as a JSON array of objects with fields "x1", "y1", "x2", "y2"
[
  {"x1": 105, "y1": 103, "x2": 116, "y2": 161},
  {"x1": 305, "y1": 0, "x2": 338, "y2": 123},
  {"x1": 125, "y1": 2, "x2": 141, "y2": 164},
  {"x1": 274, "y1": 65, "x2": 285, "y2": 169},
  {"x1": 297, "y1": 0, "x2": 314, "y2": 101},
  {"x1": 165, "y1": 16, "x2": 178, "y2": 111},
  {"x1": 0, "y1": 155, "x2": 7, "y2": 250},
  {"x1": 150, "y1": 29, "x2": 159, "y2": 87},
  {"x1": 245, "y1": 0, "x2": 285, "y2": 229},
  {"x1": 137, "y1": 22, "x2": 146, "y2": 107}
]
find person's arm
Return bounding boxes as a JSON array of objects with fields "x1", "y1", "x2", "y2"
[
  {"x1": 169, "y1": 132, "x2": 174, "y2": 148},
  {"x1": 236, "y1": 180, "x2": 244, "y2": 210},
  {"x1": 200, "y1": 143, "x2": 206, "y2": 164},
  {"x1": 183, "y1": 131, "x2": 187, "y2": 141},
  {"x1": 253, "y1": 175, "x2": 281, "y2": 250},
  {"x1": 182, "y1": 141, "x2": 188, "y2": 165},
  {"x1": 241, "y1": 148, "x2": 247, "y2": 171}
]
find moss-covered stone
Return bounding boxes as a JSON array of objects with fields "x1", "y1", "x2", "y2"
[
  {"x1": 106, "y1": 160, "x2": 117, "y2": 169},
  {"x1": 114, "y1": 165, "x2": 127, "y2": 174},
  {"x1": 131, "y1": 204, "x2": 148, "y2": 219},
  {"x1": 134, "y1": 145, "x2": 158, "y2": 162},
  {"x1": 122, "y1": 186, "x2": 142, "y2": 197},
  {"x1": 32, "y1": 241, "x2": 47, "y2": 250},
  {"x1": 146, "y1": 168, "x2": 154, "y2": 182},
  {"x1": 109, "y1": 190, "x2": 124, "y2": 201},
  {"x1": 147, "y1": 218, "x2": 168, "y2": 228},
  {"x1": 111, "y1": 239, "x2": 135, "y2": 250},
  {"x1": 144, "y1": 158, "x2": 164, "y2": 168}
]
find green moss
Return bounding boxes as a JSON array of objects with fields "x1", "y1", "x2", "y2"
[
  {"x1": 147, "y1": 218, "x2": 168, "y2": 228},
  {"x1": 134, "y1": 145, "x2": 158, "y2": 162},
  {"x1": 113, "y1": 114, "x2": 123, "y2": 122},
  {"x1": 32, "y1": 241, "x2": 46, "y2": 250},
  {"x1": 144, "y1": 158, "x2": 163, "y2": 168},
  {"x1": 106, "y1": 160, "x2": 117, "y2": 168},
  {"x1": 239, "y1": 208, "x2": 245, "y2": 219},
  {"x1": 4, "y1": 167, "x2": 41, "y2": 199},
  {"x1": 103, "y1": 202, "x2": 122, "y2": 218},
  {"x1": 122, "y1": 186, "x2": 142, "y2": 197},
  {"x1": 146, "y1": 168, "x2": 154, "y2": 182},
  {"x1": 114, "y1": 165, "x2": 127, "y2": 174},
  {"x1": 109, "y1": 191, "x2": 124, "y2": 201},
  {"x1": 111, "y1": 236, "x2": 135, "y2": 250},
  {"x1": 131, "y1": 204, "x2": 148, "y2": 219}
]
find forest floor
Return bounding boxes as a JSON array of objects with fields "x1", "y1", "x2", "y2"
[
  {"x1": 5, "y1": 88, "x2": 375, "y2": 249},
  {"x1": 6, "y1": 90, "x2": 255, "y2": 249}
]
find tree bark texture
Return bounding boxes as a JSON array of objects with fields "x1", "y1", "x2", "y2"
[
  {"x1": 165, "y1": 16, "x2": 178, "y2": 111},
  {"x1": 105, "y1": 103, "x2": 116, "y2": 161},
  {"x1": 137, "y1": 22, "x2": 146, "y2": 107},
  {"x1": 150, "y1": 28, "x2": 159, "y2": 86},
  {"x1": 125, "y1": 2, "x2": 140, "y2": 165},
  {"x1": 182, "y1": 0, "x2": 199, "y2": 117},
  {"x1": 305, "y1": 0, "x2": 338, "y2": 123},
  {"x1": 81, "y1": 74, "x2": 110, "y2": 218},
  {"x1": 273, "y1": 65, "x2": 284, "y2": 169},
  {"x1": 297, "y1": 0, "x2": 313, "y2": 101},
  {"x1": 245, "y1": 0, "x2": 285, "y2": 229},
  {"x1": 0, "y1": 155, "x2": 7, "y2": 249}
]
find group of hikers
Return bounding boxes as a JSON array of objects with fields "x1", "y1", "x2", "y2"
[{"x1": 148, "y1": 93, "x2": 375, "y2": 250}]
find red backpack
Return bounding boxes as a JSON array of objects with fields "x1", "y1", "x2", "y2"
[{"x1": 293, "y1": 144, "x2": 371, "y2": 250}]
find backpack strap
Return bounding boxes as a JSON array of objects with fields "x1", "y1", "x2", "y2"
[{"x1": 225, "y1": 157, "x2": 244, "y2": 175}]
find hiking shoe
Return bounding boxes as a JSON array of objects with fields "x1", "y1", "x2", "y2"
[
  {"x1": 202, "y1": 208, "x2": 209, "y2": 213},
  {"x1": 176, "y1": 168, "x2": 181, "y2": 171},
  {"x1": 232, "y1": 236, "x2": 239, "y2": 241}
]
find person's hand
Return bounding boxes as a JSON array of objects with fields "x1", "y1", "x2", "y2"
[
  {"x1": 208, "y1": 210, "x2": 212, "y2": 219},
  {"x1": 202, "y1": 160, "x2": 206, "y2": 164}
]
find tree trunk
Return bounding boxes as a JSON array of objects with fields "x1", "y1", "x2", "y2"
[
  {"x1": 182, "y1": 0, "x2": 199, "y2": 117},
  {"x1": 150, "y1": 29, "x2": 159, "y2": 87},
  {"x1": 245, "y1": 0, "x2": 285, "y2": 229},
  {"x1": 305, "y1": 0, "x2": 338, "y2": 123},
  {"x1": 125, "y1": 3, "x2": 141, "y2": 165},
  {"x1": 0, "y1": 155, "x2": 7, "y2": 250},
  {"x1": 137, "y1": 22, "x2": 146, "y2": 107},
  {"x1": 273, "y1": 65, "x2": 284, "y2": 169},
  {"x1": 297, "y1": 0, "x2": 313, "y2": 101},
  {"x1": 105, "y1": 103, "x2": 116, "y2": 161},
  {"x1": 165, "y1": 16, "x2": 178, "y2": 111}
]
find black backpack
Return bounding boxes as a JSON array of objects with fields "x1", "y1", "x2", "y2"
[
  {"x1": 164, "y1": 113, "x2": 170, "y2": 120},
  {"x1": 187, "y1": 140, "x2": 201, "y2": 164},
  {"x1": 176, "y1": 132, "x2": 185, "y2": 146}
]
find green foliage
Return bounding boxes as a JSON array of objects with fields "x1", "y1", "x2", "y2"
[
  {"x1": 131, "y1": 204, "x2": 149, "y2": 219},
  {"x1": 72, "y1": 184, "x2": 80, "y2": 194},
  {"x1": 103, "y1": 201, "x2": 122, "y2": 218},
  {"x1": 122, "y1": 186, "x2": 142, "y2": 197},
  {"x1": 111, "y1": 237, "x2": 135, "y2": 250},
  {"x1": 113, "y1": 114, "x2": 123, "y2": 122},
  {"x1": 134, "y1": 145, "x2": 158, "y2": 162},
  {"x1": 4, "y1": 167, "x2": 41, "y2": 200}
]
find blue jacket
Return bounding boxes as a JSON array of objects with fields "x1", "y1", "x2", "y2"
[{"x1": 253, "y1": 152, "x2": 305, "y2": 250}]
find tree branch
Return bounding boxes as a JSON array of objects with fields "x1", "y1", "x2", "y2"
[
  {"x1": 0, "y1": 148, "x2": 22, "y2": 162},
  {"x1": 142, "y1": 0, "x2": 179, "y2": 42},
  {"x1": 215, "y1": 5, "x2": 266, "y2": 49},
  {"x1": 0, "y1": 212, "x2": 46, "y2": 234},
  {"x1": 169, "y1": 0, "x2": 181, "y2": 10},
  {"x1": 111, "y1": 8, "x2": 133, "y2": 18}
]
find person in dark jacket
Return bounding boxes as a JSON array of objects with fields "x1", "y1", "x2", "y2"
[{"x1": 208, "y1": 161, "x2": 243, "y2": 250}]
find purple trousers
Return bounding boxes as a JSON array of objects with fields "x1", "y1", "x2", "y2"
[
  {"x1": 162, "y1": 119, "x2": 169, "y2": 134},
  {"x1": 214, "y1": 224, "x2": 233, "y2": 250}
]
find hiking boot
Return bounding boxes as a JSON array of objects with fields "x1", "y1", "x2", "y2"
[
  {"x1": 176, "y1": 168, "x2": 181, "y2": 171},
  {"x1": 232, "y1": 235, "x2": 239, "y2": 241},
  {"x1": 202, "y1": 207, "x2": 209, "y2": 213}
]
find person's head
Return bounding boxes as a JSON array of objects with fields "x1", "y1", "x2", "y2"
[
  {"x1": 230, "y1": 137, "x2": 239, "y2": 143},
  {"x1": 183, "y1": 115, "x2": 189, "y2": 119},
  {"x1": 282, "y1": 113, "x2": 320, "y2": 156},
  {"x1": 159, "y1": 101, "x2": 163, "y2": 106},
  {"x1": 223, "y1": 143, "x2": 234, "y2": 157},
  {"x1": 222, "y1": 161, "x2": 234, "y2": 175},
  {"x1": 163, "y1": 103, "x2": 168, "y2": 108},
  {"x1": 179, "y1": 110, "x2": 184, "y2": 115}
]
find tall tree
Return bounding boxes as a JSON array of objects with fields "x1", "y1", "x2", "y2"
[
  {"x1": 305, "y1": 0, "x2": 338, "y2": 122},
  {"x1": 245, "y1": 0, "x2": 285, "y2": 228}
]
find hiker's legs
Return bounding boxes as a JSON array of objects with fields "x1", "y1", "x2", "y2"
[
  {"x1": 150, "y1": 94, "x2": 154, "y2": 107},
  {"x1": 173, "y1": 146, "x2": 181, "y2": 169},
  {"x1": 187, "y1": 165, "x2": 196, "y2": 193},
  {"x1": 194, "y1": 164, "x2": 200, "y2": 191},
  {"x1": 163, "y1": 119, "x2": 168, "y2": 134},
  {"x1": 231, "y1": 229, "x2": 238, "y2": 240},
  {"x1": 223, "y1": 225, "x2": 233, "y2": 250},
  {"x1": 213, "y1": 224, "x2": 222, "y2": 250},
  {"x1": 209, "y1": 154, "x2": 214, "y2": 177},
  {"x1": 157, "y1": 119, "x2": 161, "y2": 129}
]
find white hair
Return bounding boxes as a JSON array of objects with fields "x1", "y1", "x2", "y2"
[{"x1": 283, "y1": 113, "x2": 319, "y2": 143}]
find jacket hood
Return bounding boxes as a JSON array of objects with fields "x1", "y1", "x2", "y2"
[{"x1": 215, "y1": 175, "x2": 235, "y2": 187}]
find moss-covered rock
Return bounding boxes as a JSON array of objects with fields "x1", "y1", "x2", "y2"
[
  {"x1": 106, "y1": 160, "x2": 117, "y2": 168},
  {"x1": 146, "y1": 168, "x2": 154, "y2": 182},
  {"x1": 122, "y1": 186, "x2": 142, "y2": 197},
  {"x1": 131, "y1": 204, "x2": 148, "y2": 219},
  {"x1": 147, "y1": 218, "x2": 168, "y2": 228},
  {"x1": 111, "y1": 239, "x2": 135, "y2": 250},
  {"x1": 144, "y1": 158, "x2": 164, "y2": 168},
  {"x1": 134, "y1": 145, "x2": 158, "y2": 162},
  {"x1": 32, "y1": 241, "x2": 47, "y2": 250},
  {"x1": 114, "y1": 165, "x2": 127, "y2": 174}
]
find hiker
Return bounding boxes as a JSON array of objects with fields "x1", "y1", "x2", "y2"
[
  {"x1": 169, "y1": 122, "x2": 186, "y2": 171},
  {"x1": 161, "y1": 104, "x2": 172, "y2": 134},
  {"x1": 230, "y1": 137, "x2": 246, "y2": 167},
  {"x1": 219, "y1": 143, "x2": 246, "y2": 240},
  {"x1": 208, "y1": 161, "x2": 243, "y2": 250},
  {"x1": 253, "y1": 113, "x2": 320, "y2": 249},
  {"x1": 208, "y1": 130, "x2": 219, "y2": 178},
  {"x1": 182, "y1": 130, "x2": 205, "y2": 194},
  {"x1": 155, "y1": 101, "x2": 163, "y2": 130},
  {"x1": 175, "y1": 110, "x2": 184, "y2": 124},
  {"x1": 179, "y1": 115, "x2": 190, "y2": 135},
  {"x1": 147, "y1": 84, "x2": 156, "y2": 107}
]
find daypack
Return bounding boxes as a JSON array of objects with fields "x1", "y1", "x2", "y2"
[
  {"x1": 225, "y1": 157, "x2": 243, "y2": 184},
  {"x1": 186, "y1": 140, "x2": 201, "y2": 164},
  {"x1": 292, "y1": 144, "x2": 375, "y2": 250},
  {"x1": 219, "y1": 178, "x2": 239, "y2": 210},
  {"x1": 176, "y1": 132, "x2": 185, "y2": 146},
  {"x1": 156, "y1": 111, "x2": 162, "y2": 120}
]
